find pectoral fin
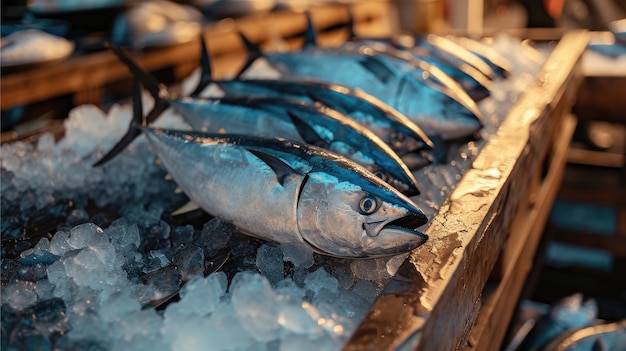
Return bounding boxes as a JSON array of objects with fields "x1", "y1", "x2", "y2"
[
  {"x1": 246, "y1": 148, "x2": 299, "y2": 186},
  {"x1": 286, "y1": 110, "x2": 328, "y2": 148}
]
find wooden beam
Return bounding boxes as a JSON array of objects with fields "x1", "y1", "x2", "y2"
[
  {"x1": 466, "y1": 115, "x2": 577, "y2": 351},
  {"x1": 0, "y1": 1, "x2": 392, "y2": 110}
]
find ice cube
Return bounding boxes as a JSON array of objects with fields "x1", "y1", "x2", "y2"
[
  {"x1": 256, "y1": 244, "x2": 284, "y2": 285},
  {"x1": 99, "y1": 291, "x2": 141, "y2": 323},
  {"x1": 164, "y1": 272, "x2": 226, "y2": 319},
  {"x1": 276, "y1": 297, "x2": 324, "y2": 337},
  {"x1": 1, "y1": 280, "x2": 37, "y2": 310},
  {"x1": 280, "y1": 333, "x2": 339, "y2": 351},
  {"x1": 304, "y1": 268, "x2": 339, "y2": 298},
  {"x1": 196, "y1": 218, "x2": 233, "y2": 255},
  {"x1": 173, "y1": 245, "x2": 205, "y2": 281},
  {"x1": 350, "y1": 257, "x2": 394, "y2": 283},
  {"x1": 68, "y1": 223, "x2": 107, "y2": 250},
  {"x1": 350, "y1": 280, "x2": 378, "y2": 304},
  {"x1": 280, "y1": 242, "x2": 314, "y2": 269},
  {"x1": 230, "y1": 272, "x2": 281, "y2": 342}
]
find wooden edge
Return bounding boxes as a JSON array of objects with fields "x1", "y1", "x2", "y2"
[
  {"x1": 466, "y1": 114, "x2": 577, "y2": 351},
  {"x1": 0, "y1": 1, "x2": 391, "y2": 110},
  {"x1": 343, "y1": 30, "x2": 589, "y2": 351}
]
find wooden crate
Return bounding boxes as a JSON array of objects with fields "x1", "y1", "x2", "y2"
[
  {"x1": 1, "y1": 5, "x2": 590, "y2": 349},
  {"x1": 0, "y1": 1, "x2": 393, "y2": 111},
  {"x1": 344, "y1": 31, "x2": 589, "y2": 351}
]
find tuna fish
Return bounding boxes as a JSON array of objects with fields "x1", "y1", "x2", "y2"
[
  {"x1": 191, "y1": 36, "x2": 435, "y2": 162},
  {"x1": 236, "y1": 33, "x2": 484, "y2": 141},
  {"x1": 144, "y1": 127, "x2": 429, "y2": 258},
  {"x1": 97, "y1": 45, "x2": 420, "y2": 195},
  {"x1": 126, "y1": 84, "x2": 429, "y2": 257}
]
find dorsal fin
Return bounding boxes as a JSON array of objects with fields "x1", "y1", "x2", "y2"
[
  {"x1": 304, "y1": 90, "x2": 349, "y2": 115},
  {"x1": 245, "y1": 148, "x2": 298, "y2": 186},
  {"x1": 286, "y1": 110, "x2": 328, "y2": 148},
  {"x1": 303, "y1": 11, "x2": 317, "y2": 49},
  {"x1": 235, "y1": 32, "x2": 264, "y2": 78},
  {"x1": 358, "y1": 55, "x2": 394, "y2": 83},
  {"x1": 190, "y1": 33, "x2": 212, "y2": 98}
]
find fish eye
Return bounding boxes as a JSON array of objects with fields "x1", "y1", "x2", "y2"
[
  {"x1": 389, "y1": 132, "x2": 406, "y2": 148},
  {"x1": 359, "y1": 195, "x2": 379, "y2": 215},
  {"x1": 373, "y1": 169, "x2": 390, "y2": 182}
]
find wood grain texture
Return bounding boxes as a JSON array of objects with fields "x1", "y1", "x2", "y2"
[
  {"x1": 343, "y1": 31, "x2": 589, "y2": 351},
  {"x1": 1, "y1": 1, "x2": 393, "y2": 110}
]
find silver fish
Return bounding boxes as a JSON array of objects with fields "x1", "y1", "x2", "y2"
[
  {"x1": 190, "y1": 35, "x2": 434, "y2": 156},
  {"x1": 100, "y1": 44, "x2": 420, "y2": 195},
  {"x1": 238, "y1": 34, "x2": 484, "y2": 141},
  {"x1": 212, "y1": 78, "x2": 435, "y2": 156},
  {"x1": 444, "y1": 35, "x2": 512, "y2": 79},
  {"x1": 343, "y1": 39, "x2": 494, "y2": 101},
  {"x1": 143, "y1": 128, "x2": 428, "y2": 258},
  {"x1": 169, "y1": 94, "x2": 419, "y2": 195}
]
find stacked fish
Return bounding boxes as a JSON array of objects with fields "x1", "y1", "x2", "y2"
[{"x1": 95, "y1": 19, "x2": 512, "y2": 259}]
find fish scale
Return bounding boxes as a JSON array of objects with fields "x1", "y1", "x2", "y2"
[{"x1": 142, "y1": 128, "x2": 428, "y2": 258}]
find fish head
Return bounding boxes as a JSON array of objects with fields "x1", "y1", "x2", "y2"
[
  {"x1": 394, "y1": 67, "x2": 484, "y2": 140},
  {"x1": 388, "y1": 128, "x2": 426, "y2": 155},
  {"x1": 296, "y1": 161, "x2": 428, "y2": 258}
]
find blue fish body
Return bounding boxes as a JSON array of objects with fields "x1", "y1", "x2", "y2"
[
  {"x1": 168, "y1": 95, "x2": 420, "y2": 195},
  {"x1": 142, "y1": 128, "x2": 428, "y2": 258},
  {"x1": 254, "y1": 48, "x2": 483, "y2": 140},
  {"x1": 99, "y1": 44, "x2": 419, "y2": 195},
  {"x1": 344, "y1": 39, "x2": 493, "y2": 101},
  {"x1": 213, "y1": 78, "x2": 435, "y2": 154}
]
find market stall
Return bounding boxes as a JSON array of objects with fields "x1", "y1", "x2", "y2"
[{"x1": 1, "y1": 2, "x2": 610, "y2": 350}]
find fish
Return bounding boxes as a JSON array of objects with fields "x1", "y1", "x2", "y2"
[
  {"x1": 516, "y1": 293, "x2": 598, "y2": 351},
  {"x1": 338, "y1": 14, "x2": 494, "y2": 102},
  {"x1": 339, "y1": 38, "x2": 494, "y2": 101},
  {"x1": 413, "y1": 34, "x2": 499, "y2": 81},
  {"x1": 444, "y1": 35, "x2": 512, "y2": 79},
  {"x1": 98, "y1": 45, "x2": 420, "y2": 196},
  {"x1": 236, "y1": 33, "x2": 484, "y2": 141},
  {"x1": 170, "y1": 94, "x2": 420, "y2": 195},
  {"x1": 216, "y1": 78, "x2": 436, "y2": 155},
  {"x1": 542, "y1": 319, "x2": 626, "y2": 351},
  {"x1": 144, "y1": 128, "x2": 429, "y2": 258},
  {"x1": 110, "y1": 0, "x2": 202, "y2": 49},
  {"x1": 190, "y1": 35, "x2": 435, "y2": 159},
  {"x1": 129, "y1": 91, "x2": 429, "y2": 258}
]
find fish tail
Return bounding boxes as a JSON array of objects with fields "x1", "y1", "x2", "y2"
[
  {"x1": 107, "y1": 43, "x2": 169, "y2": 105},
  {"x1": 93, "y1": 78, "x2": 146, "y2": 167},
  {"x1": 189, "y1": 32, "x2": 213, "y2": 98},
  {"x1": 235, "y1": 32, "x2": 264, "y2": 78},
  {"x1": 109, "y1": 43, "x2": 171, "y2": 123}
]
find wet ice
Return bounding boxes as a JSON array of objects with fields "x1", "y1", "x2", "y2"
[{"x1": 0, "y1": 35, "x2": 547, "y2": 351}]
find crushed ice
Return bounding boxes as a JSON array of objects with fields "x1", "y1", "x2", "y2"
[{"x1": 1, "y1": 35, "x2": 546, "y2": 350}]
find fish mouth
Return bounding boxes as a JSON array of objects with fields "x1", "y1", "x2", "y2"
[{"x1": 363, "y1": 211, "x2": 428, "y2": 238}]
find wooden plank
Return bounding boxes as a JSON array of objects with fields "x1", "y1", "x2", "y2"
[
  {"x1": 567, "y1": 148, "x2": 625, "y2": 168},
  {"x1": 466, "y1": 115, "x2": 577, "y2": 351},
  {"x1": 0, "y1": 1, "x2": 392, "y2": 110},
  {"x1": 344, "y1": 31, "x2": 589, "y2": 351}
]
